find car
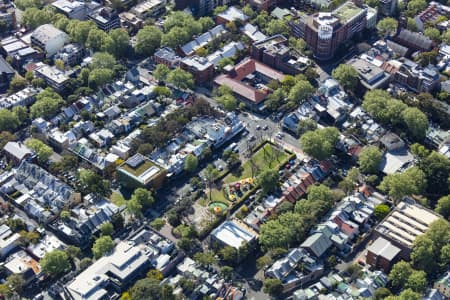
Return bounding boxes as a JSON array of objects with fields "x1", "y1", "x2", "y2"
[
  {"x1": 242, "y1": 130, "x2": 249, "y2": 137},
  {"x1": 263, "y1": 125, "x2": 269, "y2": 130},
  {"x1": 275, "y1": 133, "x2": 283, "y2": 139},
  {"x1": 248, "y1": 135, "x2": 256, "y2": 141},
  {"x1": 256, "y1": 125, "x2": 261, "y2": 130},
  {"x1": 217, "y1": 165, "x2": 224, "y2": 171}
]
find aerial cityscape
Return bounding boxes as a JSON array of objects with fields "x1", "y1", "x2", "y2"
[{"x1": 0, "y1": 0, "x2": 449, "y2": 299}]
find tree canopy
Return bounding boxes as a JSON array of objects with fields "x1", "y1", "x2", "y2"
[
  {"x1": 358, "y1": 146, "x2": 382, "y2": 174},
  {"x1": 376, "y1": 17, "x2": 398, "y2": 37},
  {"x1": 378, "y1": 167, "x2": 426, "y2": 201},
  {"x1": 332, "y1": 64, "x2": 359, "y2": 91},
  {"x1": 167, "y1": 68, "x2": 194, "y2": 90},
  {"x1": 92, "y1": 235, "x2": 115, "y2": 259},
  {"x1": 258, "y1": 169, "x2": 279, "y2": 195},
  {"x1": 135, "y1": 26, "x2": 163, "y2": 56},
  {"x1": 25, "y1": 138, "x2": 53, "y2": 163},
  {"x1": 299, "y1": 127, "x2": 339, "y2": 160},
  {"x1": 41, "y1": 250, "x2": 70, "y2": 277}
]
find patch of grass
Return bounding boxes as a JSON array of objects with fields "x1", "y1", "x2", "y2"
[
  {"x1": 110, "y1": 191, "x2": 126, "y2": 206},
  {"x1": 225, "y1": 143, "x2": 288, "y2": 183},
  {"x1": 209, "y1": 188, "x2": 228, "y2": 203},
  {"x1": 197, "y1": 197, "x2": 209, "y2": 207},
  {"x1": 120, "y1": 160, "x2": 157, "y2": 177}
]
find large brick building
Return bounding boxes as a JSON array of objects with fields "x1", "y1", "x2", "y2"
[{"x1": 290, "y1": 1, "x2": 367, "y2": 60}]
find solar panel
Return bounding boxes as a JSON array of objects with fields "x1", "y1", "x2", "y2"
[{"x1": 126, "y1": 153, "x2": 144, "y2": 168}]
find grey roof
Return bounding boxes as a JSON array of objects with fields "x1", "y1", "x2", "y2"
[
  {"x1": 31, "y1": 24, "x2": 67, "y2": 44},
  {"x1": 367, "y1": 237, "x2": 400, "y2": 261},
  {"x1": 301, "y1": 232, "x2": 332, "y2": 257},
  {"x1": 396, "y1": 29, "x2": 433, "y2": 50},
  {"x1": 3, "y1": 142, "x2": 32, "y2": 161},
  {"x1": 0, "y1": 56, "x2": 14, "y2": 75}
]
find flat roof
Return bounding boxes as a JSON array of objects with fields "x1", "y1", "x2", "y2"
[
  {"x1": 334, "y1": 1, "x2": 364, "y2": 23},
  {"x1": 367, "y1": 237, "x2": 400, "y2": 260},
  {"x1": 211, "y1": 220, "x2": 258, "y2": 249},
  {"x1": 376, "y1": 201, "x2": 441, "y2": 248}
]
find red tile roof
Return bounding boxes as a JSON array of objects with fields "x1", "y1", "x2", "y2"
[{"x1": 214, "y1": 58, "x2": 285, "y2": 104}]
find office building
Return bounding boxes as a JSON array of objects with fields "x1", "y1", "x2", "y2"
[
  {"x1": 31, "y1": 24, "x2": 68, "y2": 57},
  {"x1": 88, "y1": 7, "x2": 120, "y2": 31},
  {"x1": 366, "y1": 237, "x2": 401, "y2": 273},
  {"x1": 52, "y1": 0, "x2": 87, "y2": 20},
  {"x1": 290, "y1": 1, "x2": 367, "y2": 60}
]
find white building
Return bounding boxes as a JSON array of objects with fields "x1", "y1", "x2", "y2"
[
  {"x1": 52, "y1": 0, "x2": 87, "y2": 20},
  {"x1": 0, "y1": 224, "x2": 21, "y2": 258},
  {"x1": 210, "y1": 219, "x2": 258, "y2": 249},
  {"x1": 34, "y1": 64, "x2": 69, "y2": 92},
  {"x1": 65, "y1": 241, "x2": 150, "y2": 300},
  {"x1": 31, "y1": 24, "x2": 68, "y2": 56},
  {"x1": 0, "y1": 87, "x2": 39, "y2": 109}
]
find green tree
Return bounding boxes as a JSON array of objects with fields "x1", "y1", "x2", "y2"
[
  {"x1": 127, "y1": 197, "x2": 143, "y2": 219},
  {"x1": 376, "y1": 17, "x2": 398, "y2": 37},
  {"x1": 66, "y1": 245, "x2": 81, "y2": 259},
  {"x1": 25, "y1": 138, "x2": 52, "y2": 163},
  {"x1": 256, "y1": 255, "x2": 273, "y2": 269},
  {"x1": 406, "y1": 270, "x2": 427, "y2": 293},
  {"x1": 14, "y1": 0, "x2": 42, "y2": 10},
  {"x1": 212, "y1": 5, "x2": 228, "y2": 15},
  {"x1": 12, "y1": 106, "x2": 28, "y2": 123},
  {"x1": 193, "y1": 251, "x2": 217, "y2": 267},
  {"x1": 22, "y1": 7, "x2": 54, "y2": 29},
  {"x1": 260, "y1": 219, "x2": 293, "y2": 250},
  {"x1": 135, "y1": 26, "x2": 162, "y2": 56},
  {"x1": 265, "y1": 19, "x2": 289, "y2": 36},
  {"x1": 100, "y1": 222, "x2": 114, "y2": 236},
  {"x1": 419, "y1": 151, "x2": 450, "y2": 197},
  {"x1": 358, "y1": 146, "x2": 382, "y2": 174},
  {"x1": 66, "y1": 20, "x2": 97, "y2": 45},
  {"x1": 92, "y1": 235, "x2": 115, "y2": 259},
  {"x1": 198, "y1": 16, "x2": 214, "y2": 31},
  {"x1": 374, "y1": 287, "x2": 392, "y2": 300},
  {"x1": 217, "y1": 94, "x2": 237, "y2": 111},
  {"x1": 332, "y1": 64, "x2": 359, "y2": 91},
  {"x1": 406, "y1": 0, "x2": 427, "y2": 16},
  {"x1": 8, "y1": 74, "x2": 28, "y2": 93},
  {"x1": 79, "y1": 257, "x2": 92, "y2": 270},
  {"x1": 6, "y1": 274, "x2": 24, "y2": 295},
  {"x1": 167, "y1": 68, "x2": 194, "y2": 90},
  {"x1": 0, "y1": 109, "x2": 19, "y2": 132},
  {"x1": 0, "y1": 131, "x2": 16, "y2": 148},
  {"x1": 86, "y1": 28, "x2": 108, "y2": 51},
  {"x1": 131, "y1": 188, "x2": 154, "y2": 209},
  {"x1": 288, "y1": 80, "x2": 314, "y2": 104},
  {"x1": 103, "y1": 28, "x2": 129, "y2": 58},
  {"x1": 91, "y1": 52, "x2": 116, "y2": 69},
  {"x1": 205, "y1": 164, "x2": 219, "y2": 200},
  {"x1": 147, "y1": 269, "x2": 164, "y2": 281},
  {"x1": 219, "y1": 246, "x2": 238, "y2": 264},
  {"x1": 362, "y1": 90, "x2": 407, "y2": 125},
  {"x1": 150, "y1": 218, "x2": 165, "y2": 230},
  {"x1": 386, "y1": 289, "x2": 421, "y2": 300},
  {"x1": 443, "y1": 29, "x2": 450, "y2": 44},
  {"x1": 78, "y1": 168, "x2": 111, "y2": 197},
  {"x1": 41, "y1": 250, "x2": 70, "y2": 277},
  {"x1": 129, "y1": 278, "x2": 162, "y2": 300},
  {"x1": 406, "y1": 18, "x2": 419, "y2": 31},
  {"x1": 389, "y1": 261, "x2": 412, "y2": 289},
  {"x1": 401, "y1": 107, "x2": 428, "y2": 140},
  {"x1": 161, "y1": 27, "x2": 190, "y2": 48},
  {"x1": 436, "y1": 195, "x2": 450, "y2": 219},
  {"x1": 424, "y1": 27, "x2": 441, "y2": 42},
  {"x1": 220, "y1": 266, "x2": 233, "y2": 280},
  {"x1": 297, "y1": 119, "x2": 317, "y2": 137},
  {"x1": 374, "y1": 204, "x2": 390, "y2": 220},
  {"x1": 184, "y1": 154, "x2": 198, "y2": 173},
  {"x1": 153, "y1": 64, "x2": 170, "y2": 81},
  {"x1": 378, "y1": 167, "x2": 426, "y2": 202},
  {"x1": 299, "y1": 127, "x2": 339, "y2": 160},
  {"x1": 88, "y1": 68, "x2": 114, "y2": 88},
  {"x1": 161, "y1": 284, "x2": 175, "y2": 300},
  {"x1": 263, "y1": 278, "x2": 283, "y2": 297},
  {"x1": 258, "y1": 169, "x2": 279, "y2": 195}
]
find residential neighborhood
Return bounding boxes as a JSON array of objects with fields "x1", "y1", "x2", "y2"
[{"x1": 0, "y1": 0, "x2": 449, "y2": 299}]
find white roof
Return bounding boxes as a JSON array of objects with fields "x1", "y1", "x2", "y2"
[
  {"x1": 3, "y1": 141, "x2": 32, "y2": 160},
  {"x1": 210, "y1": 220, "x2": 257, "y2": 249},
  {"x1": 66, "y1": 241, "x2": 149, "y2": 300}
]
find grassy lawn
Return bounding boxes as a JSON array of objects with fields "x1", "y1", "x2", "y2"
[
  {"x1": 209, "y1": 188, "x2": 228, "y2": 203},
  {"x1": 224, "y1": 143, "x2": 288, "y2": 183},
  {"x1": 110, "y1": 191, "x2": 127, "y2": 206}
]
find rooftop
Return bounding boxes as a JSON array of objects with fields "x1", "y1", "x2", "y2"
[
  {"x1": 334, "y1": 1, "x2": 364, "y2": 23},
  {"x1": 211, "y1": 219, "x2": 258, "y2": 249},
  {"x1": 31, "y1": 24, "x2": 67, "y2": 44},
  {"x1": 367, "y1": 237, "x2": 401, "y2": 261}
]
